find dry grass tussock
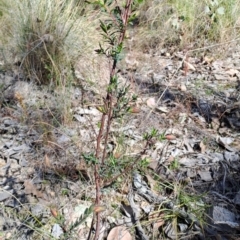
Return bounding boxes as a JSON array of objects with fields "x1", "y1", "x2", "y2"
[
  {"x1": 135, "y1": 0, "x2": 240, "y2": 51},
  {"x1": 0, "y1": 0, "x2": 101, "y2": 86}
]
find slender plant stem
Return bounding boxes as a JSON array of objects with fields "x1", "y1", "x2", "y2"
[
  {"x1": 93, "y1": 1, "x2": 133, "y2": 239},
  {"x1": 94, "y1": 113, "x2": 106, "y2": 239}
]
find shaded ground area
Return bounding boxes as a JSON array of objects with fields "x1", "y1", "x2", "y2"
[{"x1": 0, "y1": 46, "x2": 240, "y2": 239}]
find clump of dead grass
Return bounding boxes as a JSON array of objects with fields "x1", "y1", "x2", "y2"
[{"x1": 0, "y1": 0, "x2": 99, "y2": 86}]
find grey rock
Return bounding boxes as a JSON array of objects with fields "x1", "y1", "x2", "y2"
[
  {"x1": 66, "y1": 129, "x2": 77, "y2": 137},
  {"x1": 3, "y1": 119, "x2": 17, "y2": 127},
  {"x1": 107, "y1": 216, "x2": 116, "y2": 224},
  {"x1": 179, "y1": 158, "x2": 200, "y2": 167},
  {"x1": 197, "y1": 170, "x2": 212, "y2": 181},
  {"x1": 2, "y1": 134, "x2": 14, "y2": 140},
  {"x1": 4, "y1": 149, "x2": 17, "y2": 157},
  {"x1": 213, "y1": 206, "x2": 239, "y2": 228},
  {"x1": 52, "y1": 224, "x2": 64, "y2": 239},
  {"x1": 3, "y1": 185, "x2": 11, "y2": 191},
  {"x1": 0, "y1": 142, "x2": 5, "y2": 150},
  {"x1": 0, "y1": 158, "x2": 6, "y2": 167},
  {"x1": 164, "y1": 223, "x2": 177, "y2": 240},
  {"x1": 0, "y1": 169, "x2": 7, "y2": 177},
  {"x1": 210, "y1": 153, "x2": 224, "y2": 162},
  {"x1": 0, "y1": 215, "x2": 6, "y2": 230},
  {"x1": 178, "y1": 223, "x2": 188, "y2": 232},
  {"x1": 0, "y1": 189, "x2": 13, "y2": 201},
  {"x1": 214, "y1": 73, "x2": 226, "y2": 80},
  {"x1": 141, "y1": 204, "x2": 153, "y2": 214},
  {"x1": 4, "y1": 75, "x2": 15, "y2": 83},
  {"x1": 124, "y1": 216, "x2": 133, "y2": 227},
  {"x1": 31, "y1": 204, "x2": 47, "y2": 218},
  {"x1": 12, "y1": 144, "x2": 31, "y2": 152},
  {"x1": 224, "y1": 151, "x2": 239, "y2": 162},
  {"x1": 12, "y1": 183, "x2": 23, "y2": 191},
  {"x1": 69, "y1": 182, "x2": 81, "y2": 192},
  {"x1": 234, "y1": 191, "x2": 240, "y2": 205},
  {"x1": 133, "y1": 172, "x2": 166, "y2": 203},
  {"x1": 8, "y1": 127, "x2": 18, "y2": 134},
  {"x1": 5, "y1": 198, "x2": 19, "y2": 208},
  {"x1": 73, "y1": 114, "x2": 86, "y2": 123},
  {"x1": 0, "y1": 177, "x2": 7, "y2": 185},
  {"x1": 152, "y1": 73, "x2": 165, "y2": 83},
  {"x1": 19, "y1": 157, "x2": 28, "y2": 167},
  {"x1": 74, "y1": 107, "x2": 100, "y2": 116},
  {"x1": 32, "y1": 176, "x2": 43, "y2": 184},
  {"x1": 10, "y1": 159, "x2": 21, "y2": 173},
  {"x1": 4, "y1": 141, "x2": 13, "y2": 148},
  {"x1": 15, "y1": 137, "x2": 23, "y2": 141},
  {"x1": 11, "y1": 154, "x2": 21, "y2": 161},
  {"x1": 187, "y1": 169, "x2": 197, "y2": 178},
  {"x1": 57, "y1": 134, "x2": 71, "y2": 144}
]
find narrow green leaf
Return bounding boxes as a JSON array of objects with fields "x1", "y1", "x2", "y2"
[{"x1": 100, "y1": 20, "x2": 108, "y2": 33}]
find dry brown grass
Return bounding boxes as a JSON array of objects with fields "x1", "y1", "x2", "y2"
[{"x1": 134, "y1": 0, "x2": 240, "y2": 52}]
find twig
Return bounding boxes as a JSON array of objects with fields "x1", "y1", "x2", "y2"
[{"x1": 128, "y1": 186, "x2": 149, "y2": 240}]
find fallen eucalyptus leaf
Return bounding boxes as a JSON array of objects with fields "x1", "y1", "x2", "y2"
[
  {"x1": 24, "y1": 180, "x2": 43, "y2": 198},
  {"x1": 129, "y1": 106, "x2": 141, "y2": 113},
  {"x1": 156, "y1": 106, "x2": 169, "y2": 113},
  {"x1": 107, "y1": 226, "x2": 132, "y2": 240},
  {"x1": 165, "y1": 134, "x2": 176, "y2": 140}
]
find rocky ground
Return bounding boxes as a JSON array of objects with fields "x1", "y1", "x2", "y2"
[{"x1": 0, "y1": 44, "x2": 240, "y2": 240}]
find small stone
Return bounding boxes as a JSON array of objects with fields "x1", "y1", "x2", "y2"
[
  {"x1": 57, "y1": 135, "x2": 70, "y2": 144},
  {"x1": 26, "y1": 167, "x2": 35, "y2": 175},
  {"x1": 5, "y1": 198, "x2": 19, "y2": 208},
  {"x1": 180, "y1": 84, "x2": 187, "y2": 92},
  {"x1": 210, "y1": 153, "x2": 224, "y2": 162},
  {"x1": 26, "y1": 195, "x2": 38, "y2": 204},
  {"x1": 224, "y1": 151, "x2": 239, "y2": 162},
  {"x1": 178, "y1": 223, "x2": 188, "y2": 232},
  {"x1": 5, "y1": 232, "x2": 12, "y2": 239},
  {"x1": 3, "y1": 119, "x2": 17, "y2": 127},
  {"x1": 0, "y1": 215, "x2": 5, "y2": 230},
  {"x1": 52, "y1": 224, "x2": 64, "y2": 239},
  {"x1": 0, "y1": 158, "x2": 6, "y2": 168},
  {"x1": 197, "y1": 170, "x2": 212, "y2": 181},
  {"x1": 214, "y1": 74, "x2": 225, "y2": 80},
  {"x1": 13, "y1": 144, "x2": 31, "y2": 152},
  {"x1": 234, "y1": 191, "x2": 240, "y2": 205},
  {"x1": 164, "y1": 223, "x2": 177, "y2": 239},
  {"x1": 19, "y1": 157, "x2": 28, "y2": 167},
  {"x1": 179, "y1": 158, "x2": 199, "y2": 167},
  {"x1": 49, "y1": 191, "x2": 56, "y2": 198},
  {"x1": 8, "y1": 127, "x2": 17, "y2": 134},
  {"x1": 31, "y1": 204, "x2": 47, "y2": 217},
  {"x1": 10, "y1": 159, "x2": 21, "y2": 173},
  {"x1": 212, "y1": 206, "x2": 238, "y2": 228},
  {"x1": 107, "y1": 216, "x2": 116, "y2": 224},
  {"x1": 0, "y1": 190, "x2": 13, "y2": 201},
  {"x1": 187, "y1": 169, "x2": 197, "y2": 178}
]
